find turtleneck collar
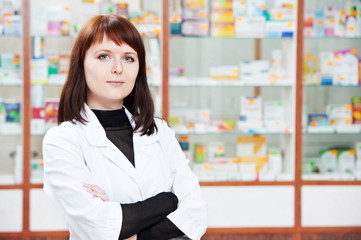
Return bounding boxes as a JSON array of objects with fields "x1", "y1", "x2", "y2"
[{"x1": 91, "y1": 108, "x2": 131, "y2": 130}]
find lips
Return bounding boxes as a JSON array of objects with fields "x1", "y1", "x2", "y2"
[{"x1": 106, "y1": 81, "x2": 124, "y2": 86}]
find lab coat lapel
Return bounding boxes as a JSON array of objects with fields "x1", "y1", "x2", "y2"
[{"x1": 80, "y1": 104, "x2": 138, "y2": 182}]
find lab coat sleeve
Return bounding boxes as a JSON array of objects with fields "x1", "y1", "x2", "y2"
[
  {"x1": 43, "y1": 123, "x2": 122, "y2": 240},
  {"x1": 158, "y1": 120, "x2": 207, "y2": 240}
]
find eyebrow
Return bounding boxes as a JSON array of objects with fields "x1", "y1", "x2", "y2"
[{"x1": 94, "y1": 49, "x2": 137, "y2": 56}]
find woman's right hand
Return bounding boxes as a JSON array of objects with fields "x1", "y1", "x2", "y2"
[{"x1": 83, "y1": 183, "x2": 109, "y2": 202}]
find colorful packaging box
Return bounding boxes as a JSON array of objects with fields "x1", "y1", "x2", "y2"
[
  {"x1": 320, "y1": 52, "x2": 334, "y2": 85},
  {"x1": 308, "y1": 114, "x2": 329, "y2": 127},
  {"x1": 208, "y1": 141, "x2": 225, "y2": 159},
  {"x1": 209, "y1": 64, "x2": 239, "y2": 79},
  {"x1": 211, "y1": 0, "x2": 233, "y2": 9},
  {"x1": 324, "y1": 6, "x2": 335, "y2": 36},
  {"x1": 181, "y1": 20, "x2": 209, "y2": 36},
  {"x1": 5, "y1": 101, "x2": 20, "y2": 123},
  {"x1": 44, "y1": 99, "x2": 59, "y2": 126},
  {"x1": 194, "y1": 143, "x2": 207, "y2": 163},
  {"x1": 267, "y1": 149, "x2": 283, "y2": 174},
  {"x1": 183, "y1": 0, "x2": 208, "y2": 20},
  {"x1": 211, "y1": 22, "x2": 235, "y2": 37},
  {"x1": 320, "y1": 149, "x2": 338, "y2": 174},
  {"x1": 313, "y1": 9, "x2": 324, "y2": 37},
  {"x1": 265, "y1": 20, "x2": 294, "y2": 38},
  {"x1": 303, "y1": 8, "x2": 314, "y2": 37},
  {"x1": 235, "y1": 16, "x2": 265, "y2": 37},
  {"x1": 327, "y1": 104, "x2": 352, "y2": 125},
  {"x1": 247, "y1": 0, "x2": 267, "y2": 16},
  {"x1": 264, "y1": 101, "x2": 285, "y2": 128},
  {"x1": 352, "y1": 97, "x2": 361, "y2": 124},
  {"x1": 338, "y1": 149, "x2": 356, "y2": 174},
  {"x1": 239, "y1": 96, "x2": 263, "y2": 129},
  {"x1": 232, "y1": 0, "x2": 247, "y2": 17},
  {"x1": 333, "y1": 50, "x2": 359, "y2": 86},
  {"x1": 211, "y1": 9, "x2": 233, "y2": 23},
  {"x1": 237, "y1": 135, "x2": 268, "y2": 173}
]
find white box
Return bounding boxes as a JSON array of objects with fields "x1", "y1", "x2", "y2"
[
  {"x1": 234, "y1": 16, "x2": 265, "y2": 37},
  {"x1": 327, "y1": 104, "x2": 352, "y2": 126},
  {"x1": 264, "y1": 101, "x2": 285, "y2": 128},
  {"x1": 239, "y1": 60, "x2": 269, "y2": 84},
  {"x1": 239, "y1": 96, "x2": 263, "y2": 129}
]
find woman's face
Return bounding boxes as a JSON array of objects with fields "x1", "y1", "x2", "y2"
[{"x1": 84, "y1": 35, "x2": 139, "y2": 110}]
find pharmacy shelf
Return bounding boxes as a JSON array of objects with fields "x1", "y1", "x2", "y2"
[
  {"x1": 0, "y1": 35, "x2": 21, "y2": 40},
  {"x1": 0, "y1": 184, "x2": 22, "y2": 189},
  {"x1": 0, "y1": 82, "x2": 22, "y2": 86},
  {"x1": 200, "y1": 181, "x2": 294, "y2": 186},
  {"x1": 304, "y1": 36, "x2": 361, "y2": 39},
  {"x1": 303, "y1": 84, "x2": 361, "y2": 88},
  {"x1": 303, "y1": 125, "x2": 361, "y2": 134},
  {"x1": 0, "y1": 133, "x2": 22, "y2": 136},
  {"x1": 171, "y1": 35, "x2": 294, "y2": 40},
  {"x1": 174, "y1": 128, "x2": 293, "y2": 135},
  {"x1": 169, "y1": 77, "x2": 294, "y2": 87},
  {"x1": 304, "y1": 132, "x2": 361, "y2": 135},
  {"x1": 301, "y1": 180, "x2": 361, "y2": 185},
  {"x1": 30, "y1": 183, "x2": 43, "y2": 189}
]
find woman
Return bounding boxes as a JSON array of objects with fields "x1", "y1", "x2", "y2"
[{"x1": 43, "y1": 15, "x2": 207, "y2": 240}]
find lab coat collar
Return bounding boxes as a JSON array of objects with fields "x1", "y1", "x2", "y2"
[
  {"x1": 80, "y1": 103, "x2": 159, "y2": 147},
  {"x1": 80, "y1": 104, "x2": 138, "y2": 182}
]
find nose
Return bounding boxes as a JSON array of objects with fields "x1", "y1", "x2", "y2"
[{"x1": 112, "y1": 58, "x2": 123, "y2": 74}]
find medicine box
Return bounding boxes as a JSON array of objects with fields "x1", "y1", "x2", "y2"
[
  {"x1": 237, "y1": 135, "x2": 267, "y2": 157},
  {"x1": 209, "y1": 65, "x2": 239, "y2": 79},
  {"x1": 320, "y1": 52, "x2": 334, "y2": 85},
  {"x1": 211, "y1": 9, "x2": 233, "y2": 23},
  {"x1": 326, "y1": 104, "x2": 352, "y2": 125},
  {"x1": 235, "y1": 16, "x2": 265, "y2": 37},
  {"x1": 211, "y1": 22, "x2": 235, "y2": 37},
  {"x1": 264, "y1": 101, "x2": 285, "y2": 128},
  {"x1": 211, "y1": 0, "x2": 233, "y2": 9},
  {"x1": 308, "y1": 114, "x2": 329, "y2": 127},
  {"x1": 181, "y1": 20, "x2": 209, "y2": 36},
  {"x1": 239, "y1": 96, "x2": 263, "y2": 129},
  {"x1": 333, "y1": 51, "x2": 358, "y2": 86},
  {"x1": 320, "y1": 149, "x2": 338, "y2": 174},
  {"x1": 352, "y1": 97, "x2": 361, "y2": 124},
  {"x1": 239, "y1": 60, "x2": 269, "y2": 83},
  {"x1": 338, "y1": 150, "x2": 356, "y2": 175},
  {"x1": 232, "y1": 0, "x2": 247, "y2": 17}
]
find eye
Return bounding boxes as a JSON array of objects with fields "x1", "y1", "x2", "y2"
[
  {"x1": 97, "y1": 54, "x2": 110, "y2": 60},
  {"x1": 124, "y1": 56, "x2": 135, "y2": 62}
]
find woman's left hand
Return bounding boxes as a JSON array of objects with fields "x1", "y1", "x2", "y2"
[{"x1": 83, "y1": 184, "x2": 109, "y2": 202}]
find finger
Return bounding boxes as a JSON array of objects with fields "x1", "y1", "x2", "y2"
[
  {"x1": 84, "y1": 184, "x2": 106, "y2": 196},
  {"x1": 83, "y1": 184, "x2": 97, "y2": 190},
  {"x1": 86, "y1": 189, "x2": 107, "y2": 201},
  {"x1": 92, "y1": 185, "x2": 106, "y2": 195}
]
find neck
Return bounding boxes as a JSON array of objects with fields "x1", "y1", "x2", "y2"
[{"x1": 87, "y1": 99, "x2": 123, "y2": 110}]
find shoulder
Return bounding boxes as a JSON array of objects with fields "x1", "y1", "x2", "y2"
[
  {"x1": 154, "y1": 118, "x2": 173, "y2": 136},
  {"x1": 43, "y1": 121, "x2": 80, "y2": 144}
]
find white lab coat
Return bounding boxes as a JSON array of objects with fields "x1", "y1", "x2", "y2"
[{"x1": 43, "y1": 104, "x2": 207, "y2": 240}]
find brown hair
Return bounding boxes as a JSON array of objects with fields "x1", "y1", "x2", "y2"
[{"x1": 58, "y1": 15, "x2": 157, "y2": 136}]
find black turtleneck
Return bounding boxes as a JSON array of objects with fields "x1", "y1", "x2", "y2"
[
  {"x1": 92, "y1": 108, "x2": 135, "y2": 167},
  {"x1": 91, "y1": 108, "x2": 184, "y2": 240}
]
